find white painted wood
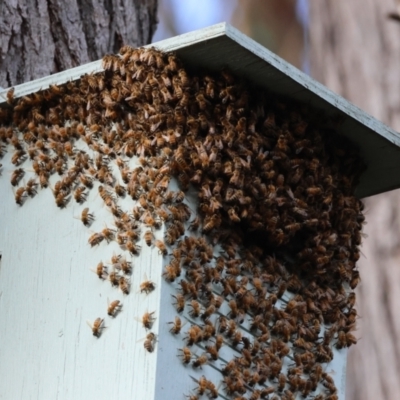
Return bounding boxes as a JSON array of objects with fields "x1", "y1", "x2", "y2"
[
  {"x1": 0, "y1": 145, "x2": 164, "y2": 399},
  {"x1": 1, "y1": 23, "x2": 400, "y2": 197}
]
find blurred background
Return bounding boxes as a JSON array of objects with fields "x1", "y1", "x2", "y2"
[{"x1": 152, "y1": 1, "x2": 400, "y2": 399}]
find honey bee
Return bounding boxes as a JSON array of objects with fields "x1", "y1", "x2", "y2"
[
  {"x1": 154, "y1": 239, "x2": 168, "y2": 255},
  {"x1": 140, "y1": 278, "x2": 155, "y2": 294},
  {"x1": 162, "y1": 262, "x2": 180, "y2": 282},
  {"x1": 192, "y1": 353, "x2": 208, "y2": 369},
  {"x1": 88, "y1": 232, "x2": 104, "y2": 247},
  {"x1": 205, "y1": 343, "x2": 219, "y2": 361},
  {"x1": 77, "y1": 173, "x2": 92, "y2": 188},
  {"x1": 143, "y1": 230, "x2": 154, "y2": 246},
  {"x1": 11, "y1": 149, "x2": 27, "y2": 165},
  {"x1": 184, "y1": 325, "x2": 203, "y2": 346},
  {"x1": 168, "y1": 316, "x2": 182, "y2": 334},
  {"x1": 350, "y1": 270, "x2": 360, "y2": 289},
  {"x1": 24, "y1": 178, "x2": 37, "y2": 197},
  {"x1": 107, "y1": 299, "x2": 122, "y2": 316},
  {"x1": 113, "y1": 183, "x2": 126, "y2": 197},
  {"x1": 74, "y1": 186, "x2": 87, "y2": 203},
  {"x1": 6, "y1": 87, "x2": 15, "y2": 105},
  {"x1": 119, "y1": 257, "x2": 132, "y2": 274},
  {"x1": 336, "y1": 330, "x2": 357, "y2": 348},
  {"x1": 189, "y1": 216, "x2": 201, "y2": 231},
  {"x1": 141, "y1": 311, "x2": 155, "y2": 329},
  {"x1": 93, "y1": 261, "x2": 107, "y2": 279},
  {"x1": 87, "y1": 318, "x2": 104, "y2": 337},
  {"x1": 178, "y1": 347, "x2": 192, "y2": 364},
  {"x1": 14, "y1": 187, "x2": 26, "y2": 205},
  {"x1": 144, "y1": 332, "x2": 156, "y2": 352},
  {"x1": 125, "y1": 240, "x2": 140, "y2": 255},
  {"x1": 172, "y1": 293, "x2": 185, "y2": 313},
  {"x1": 39, "y1": 172, "x2": 49, "y2": 188},
  {"x1": 119, "y1": 276, "x2": 130, "y2": 294},
  {"x1": 81, "y1": 208, "x2": 94, "y2": 226},
  {"x1": 11, "y1": 168, "x2": 24, "y2": 186},
  {"x1": 188, "y1": 300, "x2": 201, "y2": 318}
]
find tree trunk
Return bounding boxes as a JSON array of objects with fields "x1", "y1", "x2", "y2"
[
  {"x1": 0, "y1": 0, "x2": 158, "y2": 87},
  {"x1": 309, "y1": 2, "x2": 400, "y2": 399}
]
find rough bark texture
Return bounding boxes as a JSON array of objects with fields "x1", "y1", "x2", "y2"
[
  {"x1": 0, "y1": 0, "x2": 158, "y2": 87},
  {"x1": 231, "y1": 0, "x2": 304, "y2": 69},
  {"x1": 309, "y1": 2, "x2": 400, "y2": 399}
]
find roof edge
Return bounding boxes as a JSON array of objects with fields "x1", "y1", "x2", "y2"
[{"x1": 0, "y1": 23, "x2": 230, "y2": 102}]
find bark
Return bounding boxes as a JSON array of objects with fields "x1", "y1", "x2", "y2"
[
  {"x1": 0, "y1": 0, "x2": 158, "y2": 87},
  {"x1": 231, "y1": 0, "x2": 304, "y2": 69},
  {"x1": 309, "y1": 2, "x2": 400, "y2": 399}
]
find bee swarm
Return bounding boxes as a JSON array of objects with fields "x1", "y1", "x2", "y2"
[{"x1": 0, "y1": 46, "x2": 365, "y2": 400}]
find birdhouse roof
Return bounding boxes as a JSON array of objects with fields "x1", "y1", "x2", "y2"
[{"x1": 1, "y1": 22, "x2": 399, "y2": 198}]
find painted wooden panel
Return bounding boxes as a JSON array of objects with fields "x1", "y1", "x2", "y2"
[{"x1": 0, "y1": 148, "x2": 163, "y2": 399}]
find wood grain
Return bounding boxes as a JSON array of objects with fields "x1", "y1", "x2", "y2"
[{"x1": 0, "y1": 0, "x2": 158, "y2": 87}]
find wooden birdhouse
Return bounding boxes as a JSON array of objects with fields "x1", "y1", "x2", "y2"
[{"x1": 0, "y1": 23, "x2": 399, "y2": 400}]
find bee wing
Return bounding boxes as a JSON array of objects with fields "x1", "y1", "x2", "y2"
[{"x1": 86, "y1": 320, "x2": 93, "y2": 329}]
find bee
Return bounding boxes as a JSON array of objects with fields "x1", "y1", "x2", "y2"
[
  {"x1": 12, "y1": 185, "x2": 27, "y2": 206},
  {"x1": 189, "y1": 216, "x2": 201, "y2": 231},
  {"x1": 140, "y1": 278, "x2": 156, "y2": 294},
  {"x1": 24, "y1": 178, "x2": 38, "y2": 197},
  {"x1": 336, "y1": 330, "x2": 357, "y2": 348},
  {"x1": 114, "y1": 183, "x2": 126, "y2": 197},
  {"x1": 11, "y1": 168, "x2": 24, "y2": 186},
  {"x1": 174, "y1": 190, "x2": 185, "y2": 203},
  {"x1": 350, "y1": 270, "x2": 360, "y2": 289},
  {"x1": 81, "y1": 208, "x2": 94, "y2": 226},
  {"x1": 87, "y1": 318, "x2": 104, "y2": 337},
  {"x1": 202, "y1": 214, "x2": 220, "y2": 233},
  {"x1": 188, "y1": 300, "x2": 201, "y2": 318},
  {"x1": 185, "y1": 325, "x2": 203, "y2": 346},
  {"x1": 11, "y1": 149, "x2": 26, "y2": 165},
  {"x1": 205, "y1": 343, "x2": 219, "y2": 361},
  {"x1": 162, "y1": 263, "x2": 179, "y2": 282},
  {"x1": 88, "y1": 232, "x2": 104, "y2": 247},
  {"x1": 108, "y1": 270, "x2": 120, "y2": 286},
  {"x1": 119, "y1": 257, "x2": 132, "y2": 274},
  {"x1": 141, "y1": 311, "x2": 155, "y2": 329},
  {"x1": 178, "y1": 347, "x2": 192, "y2": 364},
  {"x1": 172, "y1": 293, "x2": 185, "y2": 313},
  {"x1": 144, "y1": 230, "x2": 154, "y2": 246},
  {"x1": 278, "y1": 373, "x2": 287, "y2": 392},
  {"x1": 126, "y1": 240, "x2": 140, "y2": 255},
  {"x1": 144, "y1": 332, "x2": 156, "y2": 352},
  {"x1": 203, "y1": 378, "x2": 218, "y2": 399},
  {"x1": 201, "y1": 304, "x2": 215, "y2": 320},
  {"x1": 39, "y1": 171, "x2": 49, "y2": 188},
  {"x1": 107, "y1": 299, "x2": 122, "y2": 317},
  {"x1": 55, "y1": 192, "x2": 69, "y2": 208},
  {"x1": 168, "y1": 316, "x2": 182, "y2": 334},
  {"x1": 119, "y1": 276, "x2": 130, "y2": 294},
  {"x1": 74, "y1": 186, "x2": 87, "y2": 203},
  {"x1": 6, "y1": 87, "x2": 15, "y2": 105},
  {"x1": 94, "y1": 261, "x2": 107, "y2": 279},
  {"x1": 192, "y1": 354, "x2": 208, "y2": 369},
  {"x1": 154, "y1": 239, "x2": 168, "y2": 255}
]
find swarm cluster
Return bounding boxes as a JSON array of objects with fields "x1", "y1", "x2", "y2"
[{"x1": 0, "y1": 46, "x2": 365, "y2": 399}]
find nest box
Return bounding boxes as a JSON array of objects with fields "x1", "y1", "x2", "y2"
[{"x1": 0, "y1": 23, "x2": 398, "y2": 400}]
